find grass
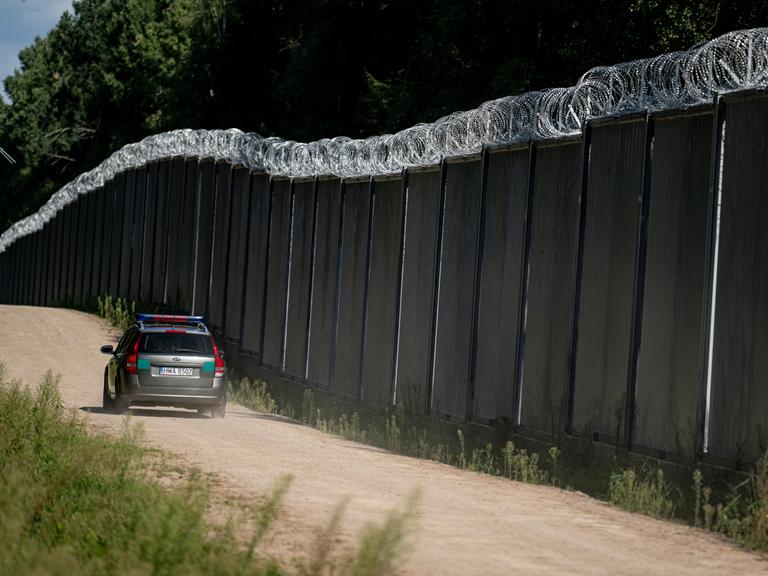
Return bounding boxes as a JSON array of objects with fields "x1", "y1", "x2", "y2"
[
  {"x1": 230, "y1": 379, "x2": 562, "y2": 485},
  {"x1": 229, "y1": 377, "x2": 768, "y2": 553},
  {"x1": 0, "y1": 364, "x2": 416, "y2": 575},
  {"x1": 608, "y1": 467, "x2": 677, "y2": 518},
  {"x1": 96, "y1": 294, "x2": 135, "y2": 332}
]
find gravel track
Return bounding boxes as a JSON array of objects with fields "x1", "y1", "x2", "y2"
[{"x1": 1, "y1": 304, "x2": 765, "y2": 575}]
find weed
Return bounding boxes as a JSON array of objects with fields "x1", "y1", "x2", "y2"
[
  {"x1": 385, "y1": 413, "x2": 401, "y2": 452},
  {"x1": 229, "y1": 377, "x2": 278, "y2": 414},
  {"x1": 693, "y1": 469, "x2": 703, "y2": 527},
  {"x1": 703, "y1": 486, "x2": 715, "y2": 530},
  {"x1": 501, "y1": 441, "x2": 549, "y2": 484},
  {"x1": 744, "y1": 451, "x2": 768, "y2": 549},
  {"x1": 470, "y1": 443, "x2": 497, "y2": 475},
  {"x1": 342, "y1": 489, "x2": 420, "y2": 576},
  {"x1": 96, "y1": 294, "x2": 135, "y2": 332},
  {"x1": 608, "y1": 467, "x2": 676, "y2": 519}
]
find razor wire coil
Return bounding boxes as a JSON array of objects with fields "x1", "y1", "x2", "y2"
[{"x1": 2, "y1": 27, "x2": 768, "y2": 252}]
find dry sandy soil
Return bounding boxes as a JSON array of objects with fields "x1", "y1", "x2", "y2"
[{"x1": 0, "y1": 304, "x2": 766, "y2": 575}]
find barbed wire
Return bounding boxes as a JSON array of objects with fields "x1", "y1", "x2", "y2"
[{"x1": 2, "y1": 27, "x2": 767, "y2": 253}]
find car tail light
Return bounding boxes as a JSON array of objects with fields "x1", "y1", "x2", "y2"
[
  {"x1": 212, "y1": 342, "x2": 225, "y2": 378},
  {"x1": 125, "y1": 338, "x2": 139, "y2": 374}
]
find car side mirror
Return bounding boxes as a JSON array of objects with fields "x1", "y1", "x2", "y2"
[
  {"x1": 100, "y1": 345, "x2": 114, "y2": 355},
  {"x1": 218, "y1": 350, "x2": 225, "y2": 359}
]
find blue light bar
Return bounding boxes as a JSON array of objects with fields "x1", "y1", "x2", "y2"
[{"x1": 135, "y1": 313, "x2": 205, "y2": 324}]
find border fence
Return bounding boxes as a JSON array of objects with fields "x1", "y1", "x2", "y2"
[{"x1": 2, "y1": 30, "x2": 768, "y2": 468}]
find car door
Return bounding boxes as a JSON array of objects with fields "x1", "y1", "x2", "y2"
[{"x1": 109, "y1": 326, "x2": 136, "y2": 396}]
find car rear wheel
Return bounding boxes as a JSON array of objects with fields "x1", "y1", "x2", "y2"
[
  {"x1": 102, "y1": 374, "x2": 114, "y2": 411},
  {"x1": 113, "y1": 378, "x2": 129, "y2": 414},
  {"x1": 211, "y1": 399, "x2": 226, "y2": 419},
  {"x1": 197, "y1": 406, "x2": 212, "y2": 417}
]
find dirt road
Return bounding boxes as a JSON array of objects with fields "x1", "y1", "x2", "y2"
[{"x1": 0, "y1": 304, "x2": 765, "y2": 575}]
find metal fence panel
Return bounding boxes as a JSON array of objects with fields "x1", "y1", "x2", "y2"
[
  {"x1": 262, "y1": 179, "x2": 292, "y2": 369},
  {"x1": 15, "y1": 237, "x2": 25, "y2": 303},
  {"x1": 177, "y1": 159, "x2": 199, "y2": 312},
  {"x1": 284, "y1": 180, "x2": 315, "y2": 377},
  {"x1": 32, "y1": 230, "x2": 39, "y2": 305},
  {"x1": 571, "y1": 119, "x2": 646, "y2": 441},
  {"x1": 28, "y1": 230, "x2": 37, "y2": 304},
  {"x1": 192, "y1": 160, "x2": 216, "y2": 316},
  {"x1": 13, "y1": 236, "x2": 24, "y2": 304},
  {"x1": 208, "y1": 163, "x2": 234, "y2": 330},
  {"x1": 116, "y1": 171, "x2": 132, "y2": 298},
  {"x1": 38, "y1": 227, "x2": 47, "y2": 305},
  {"x1": 474, "y1": 148, "x2": 529, "y2": 422},
  {"x1": 224, "y1": 167, "x2": 251, "y2": 343},
  {"x1": 15, "y1": 240, "x2": 24, "y2": 303},
  {"x1": 28, "y1": 234, "x2": 36, "y2": 303},
  {"x1": 52, "y1": 209, "x2": 64, "y2": 304},
  {"x1": 8, "y1": 247, "x2": 14, "y2": 302},
  {"x1": 46, "y1": 220, "x2": 55, "y2": 305},
  {"x1": 65, "y1": 199, "x2": 79, "y2": 301},
  {"x1": 8, "y1": 244, "x2": 16, "y2": 303},
  {"x1": 140, "y1": 163, "x2": 159, "y2": 302},
  {"x1": 128, "y1": 167, "x2": 146, "y2": 300},
  {"x1": 164, "y1": 158, "x2": 186, "y2": 308},
  {"x1": 14, "y1": 240, "x2": 23, "y2": 303},
  {"x1": 80, "y1": 191, "x2": 95, "y2": 301},
  {"x1": 83, "y1": 191, "x2": 96, "y2": 300},
  {"x1": 59, "y1": 204, "x2": 72, "y2": 302},
  {"x1": 307, "y1": 178, "x2": 343, "y2": 388},
  {"x1": 241, "y1": 173, "x2": 271, "y2": 355},
  {"x1": 74, "y1": 197, "x2": 87, "y2": 303},
  {"x1": 396, "y1": 169, "x2": 442, "y2": 413},
  {"x1": 361, "y1": 177, "x2": 404, "y2": 407},
  {"x1": 90, "y1": 186, "x2": 106, "y2": 299},
  {"x1": 31, "y1": 230, "x2": 42, "y2": 305},
  {"x1": 519, "y1": 142, "x2": 582, "y2": 436},
  {"x1": 332, "y1": 180, "x2": 372, "y2": 399},
  {"x1": 40, "y1": 224, "x2": 51, "y2": 305},
  {"x1": 99, "y1": 181, "x2": 113, "y2": 298},
  {"x1": 0, "y1": 252, "x2": 6, "y2": 303},
  {"x1": 633, "y1": 112, "x2": 713, "y2": 457},
  {"x1": 433, "y1": 160, "x2": 482, "y2": 418},
  {"x1": 45, "y1": 213, "x2": 58, "y2": 304},
  {"x1": 708, "y1": 94, "x2": 768, "y2": 463},
  {"x1": 151, "y1": 160, "x2": 171, "y2": 304}
]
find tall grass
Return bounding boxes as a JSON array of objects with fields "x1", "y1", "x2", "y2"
[
  {"x1": 0, "y1": 365, "x2": 415, "y2": 575},
  {"x1": 229, "y1": 379, "x2": 561, "y2": 486},
  {"x1": 97, "y1": 294, "x2": 135, "y2": 332},
  {"x1": 608, "y1": 467, "x2": 676, "y2": 518}
]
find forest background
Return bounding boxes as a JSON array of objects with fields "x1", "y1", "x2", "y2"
[{"x1": 1, "y1": 0, "x2": 767, "y2": 232}]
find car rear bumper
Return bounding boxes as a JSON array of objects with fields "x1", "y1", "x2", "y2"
[{"x1": 122, "y1": 375, "x2": 226, "y2": 408}]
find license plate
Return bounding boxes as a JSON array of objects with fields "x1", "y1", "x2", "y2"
[{"x1": 159, "y1": 367, "x2": 194, "y2": 376}]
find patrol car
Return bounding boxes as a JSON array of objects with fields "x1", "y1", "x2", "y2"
[{"x1": 100, "y1": 314, "x2": 227, "y2": 417}]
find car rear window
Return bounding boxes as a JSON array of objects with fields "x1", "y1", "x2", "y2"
[{"x1": 139, "y1": 332, "x2": 213, "y2": 355}]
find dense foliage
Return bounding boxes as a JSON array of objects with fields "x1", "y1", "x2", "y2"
[{"x1": 1, "y1": 0, "x2": 767, "y2": 230}]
